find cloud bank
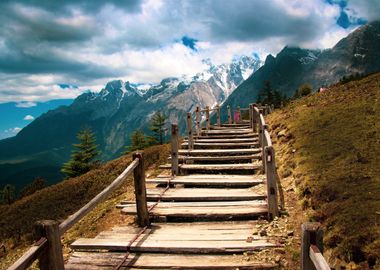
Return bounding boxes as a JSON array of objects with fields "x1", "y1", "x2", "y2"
[{"x1": 0, "y1": 0, "x2": 377, "y2": 102}]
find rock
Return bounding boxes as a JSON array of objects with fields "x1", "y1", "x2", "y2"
[
  {"x1": 287, "y1": 230, "x2": 294, "y2": 236},
  {"x1": 292, "y1": 149, "x2": 296, "y2": 153},
  {"x1": 246, "y1": 236, "x2": 253, "y2": 243},
  {"x1": 275, "y1": 255, "x2": 281, "y2": 263},
  {"x1": 259, "y1": 229, "x2": 268, "y2": 236}
]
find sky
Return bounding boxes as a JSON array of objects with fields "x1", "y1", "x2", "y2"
[{"x1": 0, "y1": 0, "x2": 379, "y2": 138}]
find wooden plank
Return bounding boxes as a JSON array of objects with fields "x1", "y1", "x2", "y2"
[
  {"x1": 201, "y1": 130, "x2": 253, "y2": 135},
  {"x1": 146, "y1": 188, "x2": 266, "y2": 201},
  {"x1": 194, "y1": 133, "x2": 258, "y2": 139},
  {"x1": 178, "y1": 148, "x2": 261, "y2": 155},
  {"x1": 119, "y1": 200, "x2": 267, "y2": 209},
  {"x1": 180, "y1": 163, "x2": 261, "y2": 170},
  {"x1": 310, "y1": 245, "x2": 331, "y2": 270},
  {"x1": 71, "y1": 238, "x2": 277, "y2": 253},
  {"x1": 188, "y1": 138, "x2": 259, "y2": 143},
  {"x1": 66, "y1": 252, "x2": 278, "y2": 269},
  {"x1": 169, "y1": 154, "x2": 261, "y2": 161},
  {"x1": 181, "y1": 142, "x2": 259, "y2": 148},
  {"x1": 120, "y1": 202, "x2": 268, "y2": 219}
]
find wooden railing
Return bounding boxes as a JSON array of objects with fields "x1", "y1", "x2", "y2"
[
  {"x1": 173, "y1": 103, "x2": 279, "y2": 220},
  {"x1": 8, "y1": 153, "x2": 148, "y2": 270},
  {"x1": 301, "y1": 222, "x2": 331, "y2": 270}
]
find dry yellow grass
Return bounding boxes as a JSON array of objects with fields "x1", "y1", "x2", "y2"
[
  {"x1": 268, "y1": 72, "x2": 380, "y2": 268},
  {"x1": 0, "y1": 144, "x2": 170, "y2": 269}
]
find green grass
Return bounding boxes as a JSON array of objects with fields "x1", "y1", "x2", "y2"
[{"x1": 268, "y1": 72, "x2": 380, "y2": 266}]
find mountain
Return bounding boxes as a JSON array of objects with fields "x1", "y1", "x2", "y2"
[
  {"x1": 0, "y1": 56, "x2": 262, "y2": 191},
  {"x1": 221, "y1": 21, "x2": 380, "y2": 115}
]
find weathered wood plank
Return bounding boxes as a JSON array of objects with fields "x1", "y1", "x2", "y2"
[
  {"x1": 146, "y1": 188, "x2": 266, "y2": 201},
  {"x1": 66, "y1": 252, "x2": 278, "y2": 269},
  {"x1": 169, "y1": 154, "x2": 261, "y2": 161},
  {"x1": 178, "y1": 148, "x2": 261, "y2": 155},
  {"x1": 71, "y1": 238, "x2": 278, "y2": 253},
  {"x1": 7, "y1": 238, "x2": 48, "y2": 270},
  {"x1": 309, "y1": 245, "x2": 331, "y2": 270},
  {"x1": 180, "y1": 163, "x2": 261, "y2": 170}
]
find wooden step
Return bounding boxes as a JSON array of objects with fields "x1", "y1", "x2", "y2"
[
  {"x1": 120, "y1": 201, "x2": 268, "y2": 219},
  {"x1": 188, "y1": 138, "x2": 259, "y2": 143},
  {"x1": 159, "y1": 163, "x2": 261, "y2": 171},
  {"x1": 180, "y1": 163, "x2": 261, "y2": 171},
  {"x1": 202, "y1": 129, "x2": 253, "y2": 135},
  {"x1": 66, "y1": 252, "x2": 278, "y2": 269},
  {"x1": 178, "y1": 148, "x2": 261, "y2": 156},
  {"x1": 194, "y1": 133, "x2": 258, "y2": 139},
  {"x1": 168, "y1": 154, "x2": 261, "y2": 162},
  {"x1": 181, "y1": 142, "x2": 259, "y2": 148},
  {"x1": 71, "y1": 222, "x2": 277, "y2": 253},
  {"x1": 221, "y1": 123, "x2": 251, "y2": 127},
  {"x1": 208, "y1": 126, "x2": 251, "y2": 130},
  {"x1": 146, "y1": 174, "x2": 265, "y2": 187},
  {"x1": 146, "y1": 188, "x2": 266, "y2": 201}
]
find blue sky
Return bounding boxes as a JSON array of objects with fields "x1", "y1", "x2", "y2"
[
  {"x1": 0, "y1": 0, "x2": 378, "y2": 138},
  {"x1": 0, "y1": 100, "x2": 73, "y2": 139}
]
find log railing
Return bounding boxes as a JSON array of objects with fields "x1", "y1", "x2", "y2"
[
  {"x1": 8, "y1": 153, "x2": 147, "y2": 270},
  {"x1": 301, "y1": 223, "x2": 331, "y2": 270}
]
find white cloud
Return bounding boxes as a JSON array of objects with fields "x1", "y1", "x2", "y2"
[
  {"x1": 4, "y1": 127, "x2": 22, "y2": 134},
  {"x1": 23, "y1": 115, "x2": 34, "y2": 120},
  {"x1": 0, "y1": 0, "x2": 373, "y2": 103}
]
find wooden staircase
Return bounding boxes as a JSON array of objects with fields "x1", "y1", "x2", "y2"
[{"x1": 66, "y1": 106, "x2": 281, "y2": 269}]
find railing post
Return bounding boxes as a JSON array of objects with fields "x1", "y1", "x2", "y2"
[
  {"x1": 260, "y1": 124, "x2": 268, "y2": 172},
  {"x1": 252, "y1": 104, "x2": 258, "y2": 133},
  {"x1": 264, "y1": 146, "x2": 279, "y2": 220},
  {"x1": 301, "y1": 222, "x2": 324, "y2": 270},
  {"x1": 249, "y1": 104, "x2": 253, "y2": 128},
  {"x1": 227, "y1": 105, "x2": 232, "y2": 124},
  {"x1": 33, "y1": 220, "x2": 64, "y2": 270},
  {"x1": 216, "y1": 104, "x2": 221, "y2": 127},
  {"x1": 171, "y1": 124, "x2": 179, "y2": 176},
  {"x1": 237, "y1": 106, "x2": 241, "y2": 123},
  {"x1": 132, "y1": 152, "x2": 149, "y2": 227},
  {"x1": 187, "y1": 112, "x2": 194, "y2": 150},
  {"x1": 195, "y1": 106, "x2": 200, "y2": 136},
  {"x1": 205, "y1": 106, "x2": 210, "y2": 130}
]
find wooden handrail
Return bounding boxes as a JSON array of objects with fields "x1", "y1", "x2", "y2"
[
  {"x1": 301, "y1": 222, "x2": 330, "y2": 270},
  {"x1": 264, "y1": 129, "x2": 272, "y2": 147},
  {"x1": 7, "y1": 238, "x2": 47, "y2": 270},
  {"x1": 59, "y1": 158, "x2": 140, "y2": 233},
  {"x1": 309, "y1": 245, "x2": 330, "y2": 270}
]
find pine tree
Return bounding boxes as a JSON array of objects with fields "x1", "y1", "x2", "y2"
[
  {"x1": 61, "y1": 128, "x2": 101, "y2": 178},
  {"x1": 293, "y1": 83, "x2": 312, "y2": 99},
  {"x1": 257, "y1": 80, "x2": 285, "y2": 108},
  {"x1": 1, "y1": 184, "x2": 15, "y2": 205},
  {"x1": 125, "y1": 129, "x2": 148, "y2": 153},
  {"x1": 149, "y1": 111, "x2": 167, "y2": 145}
]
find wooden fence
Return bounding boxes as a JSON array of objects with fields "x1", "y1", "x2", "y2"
[
  {"x1": 172, "y1": 103, "x2": 279, "y2": 219},
  {"x1": 8, "y1": 153, "x2": 148, "y2": 270}
]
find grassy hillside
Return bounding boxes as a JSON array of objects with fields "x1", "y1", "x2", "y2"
[
  {"x1": 268, "y1": 72, "x2": 380, "y2": 267},
  {"x1": 0, "y1": 144, "x2": 170, "y2": 269}
]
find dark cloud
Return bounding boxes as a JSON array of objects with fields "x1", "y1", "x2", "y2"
[{"x1": 0, "y1": 0, "x2": 143, "y2": 14}]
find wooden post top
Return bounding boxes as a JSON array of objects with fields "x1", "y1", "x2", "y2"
[{"x1": 132, "y1": 152, "x2": 143, "y2": 160}]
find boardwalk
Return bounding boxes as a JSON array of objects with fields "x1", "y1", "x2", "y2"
[{"x1": 66, "y1": 106, "x2": 283, "y2": 269}]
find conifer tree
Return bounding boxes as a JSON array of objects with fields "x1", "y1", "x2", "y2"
[
  {"x1": 126, "y1": 129, "x2": 147, "y2": 153},
  {"x1": 61, "y1": 127, "x2": 100, "y2": 178},
  {"x1": 1, "y1": 184, "x2": 15, "y2": 205},
  {"x1": 149, "y1": 111, "x2": 167, "y2": 145}
]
